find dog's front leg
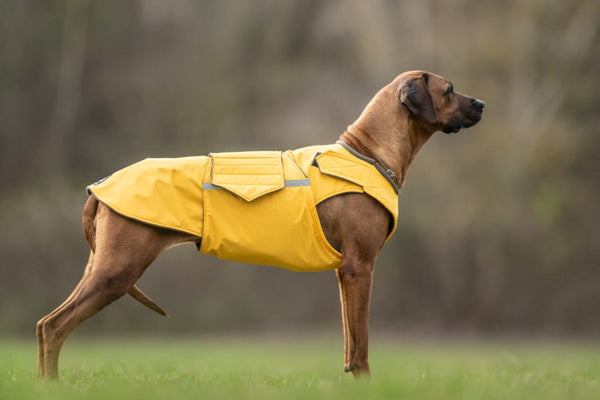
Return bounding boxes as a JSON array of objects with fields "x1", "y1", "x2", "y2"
[
  {"x1": 336, "y1": 258, "x2": 374, "y2": 377},
  {"x1": 336, "y1": 268, "x2": 351, "y2": 369}
]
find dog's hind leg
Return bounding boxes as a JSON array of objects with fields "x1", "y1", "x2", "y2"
[
  {"x1": 37, "y1": 251, "x2": 95, "y2": 379},
  {"x1": 37, "y1": 197, "x2": 103, "y2": 378},
  {"x1": 37, "y1": 254, "x2": 142, "y2": 379},
  {"x1": 36, "y1": 204, "x2": 194, "y2": 379}
]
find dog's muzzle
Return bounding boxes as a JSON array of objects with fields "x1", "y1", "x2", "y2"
[{"x1": 442, "y1": 97, "x2": 485, "y2": 134}]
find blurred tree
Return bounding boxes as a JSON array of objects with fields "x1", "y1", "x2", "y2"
[{"x1": 0, "y1": 0, "x2": 598, "y2": 337}]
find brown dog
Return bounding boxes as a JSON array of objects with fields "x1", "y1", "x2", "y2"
[{"x1": 36, "y1": 70, "x2": 484, "y2": 379}]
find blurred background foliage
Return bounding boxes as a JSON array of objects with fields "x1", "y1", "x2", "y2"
[{"x1": 1, "y1": 0, "x2": 599, "y2": 338}]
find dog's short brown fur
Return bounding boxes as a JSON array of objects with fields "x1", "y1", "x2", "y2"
[{"x1": 37, "y1": 71, "x2": 484, "y2": 379}]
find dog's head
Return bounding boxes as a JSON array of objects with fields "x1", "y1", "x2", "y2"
[{"x1": 398, "y1": 71, "x2": 484, "y2": 134}]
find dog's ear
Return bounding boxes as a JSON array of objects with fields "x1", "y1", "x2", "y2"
[{"x1": 399, "y1": 75, "x2": 437, "y2": 123}]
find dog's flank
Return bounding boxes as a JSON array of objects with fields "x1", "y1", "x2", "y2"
[{"x1": 37, "y1": 71, "x2": 484, "y2": 380}]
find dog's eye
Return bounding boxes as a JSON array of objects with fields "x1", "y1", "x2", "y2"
[{"x1": 445, "y1": 84, "x2": 454, "y2": 96}]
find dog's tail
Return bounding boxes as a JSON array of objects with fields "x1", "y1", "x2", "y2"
[
  {"x1": 82, "y1": 195, "x2": 169, "y2": 318},
  {"x1": 128, "y1": 285, "x2": 170, "y2": 318},
  {"x1": 82, "y1": 195, "x2": 99, "y2": 252}
]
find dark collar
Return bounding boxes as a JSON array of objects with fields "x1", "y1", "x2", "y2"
[{"x1": 336, "y1": 140, "x2": 400, "y2": 194}]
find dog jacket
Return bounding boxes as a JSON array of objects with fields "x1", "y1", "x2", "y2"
[{"x1": 87, "y1": 142, "x2": 399, "y2": 272}]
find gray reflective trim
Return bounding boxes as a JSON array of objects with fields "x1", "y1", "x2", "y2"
[
  {"x1": 374, "y1": 164, "x2": 401, "y2": 194},
  {"x1": 284, "y1": 179, "x2": 310, "y2": 187},
  {"x1": 336, "y1": 140, "x2": 376, "y2": 164},
  {"x1": 202, "y1": 179, "x2": 310, "y2": 191}
]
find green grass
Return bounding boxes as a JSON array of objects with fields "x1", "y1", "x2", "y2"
[{"x1": 2, "y1": 336, "x2": 600, "y2": 399}]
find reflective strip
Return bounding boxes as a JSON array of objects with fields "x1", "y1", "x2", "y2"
[
  {"x1": 202, "y1": 182, "x2": 221, "y2": 191},
  {"x1": 284, "y1": 179, "x2": 311, "y2": 187},
  {"x1": 336, "y1": 140, "x2": 377, "y2": 164},
  {"x1": 202, "y1": 179, "x2": 310, "y2": 191}
]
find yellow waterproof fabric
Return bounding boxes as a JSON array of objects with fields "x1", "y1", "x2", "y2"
[
  {"x1": 199, "y1": 150, "x2": 340, "y2": 271},
  {"x1": 87, "y1": 156, "x2": 210, "y2": 236},
  {"x1": 87, "y1": 143, "x2": 399, "y2": 271}
]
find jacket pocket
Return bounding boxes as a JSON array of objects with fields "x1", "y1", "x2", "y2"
[{"x1": 207, "y1": 151, "x2": 284, "y2": 201}]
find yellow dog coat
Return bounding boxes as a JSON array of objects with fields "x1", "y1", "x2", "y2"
[{"x1": 87, "y1": 142, "x2": 399, "y2": 272}]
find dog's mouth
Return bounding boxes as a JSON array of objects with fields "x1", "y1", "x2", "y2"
[
  {"x1": 441, "y1": 112, "x2": 483, "y2": 134},
  {"x1": 442, "y1": 124, "x2": 462, "y2": 134}
]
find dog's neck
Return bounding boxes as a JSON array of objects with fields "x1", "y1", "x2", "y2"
[
  {"x1": 339, "y1": 126, "x2": 401, "y2": 191},
  {"x1": 338, "y1": 84, "x2": 438, "y2": 189},
  {"x1": 339, "y1": 117, "x2": 435, "y2": 189}
]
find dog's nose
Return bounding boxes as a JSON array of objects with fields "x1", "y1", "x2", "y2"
[{"x1": 471, "y1": 98, "x2": 485, "y2": 111}]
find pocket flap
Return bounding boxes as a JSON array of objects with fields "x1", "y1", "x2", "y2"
[
  {"x1": 210, "y1": 151, "x2": 284, "y2": 201},
  {"x1": 315, "y1": 150, "x2": 373, "y2": 186}
]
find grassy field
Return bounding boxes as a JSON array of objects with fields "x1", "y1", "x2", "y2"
[{"x1": 2, "y1": 336, "x2": 600, "y2": 400}]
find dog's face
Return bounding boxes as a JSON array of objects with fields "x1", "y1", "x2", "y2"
[{"x1": 398, "y1": 71, "x2": 485, "y2": 134}]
